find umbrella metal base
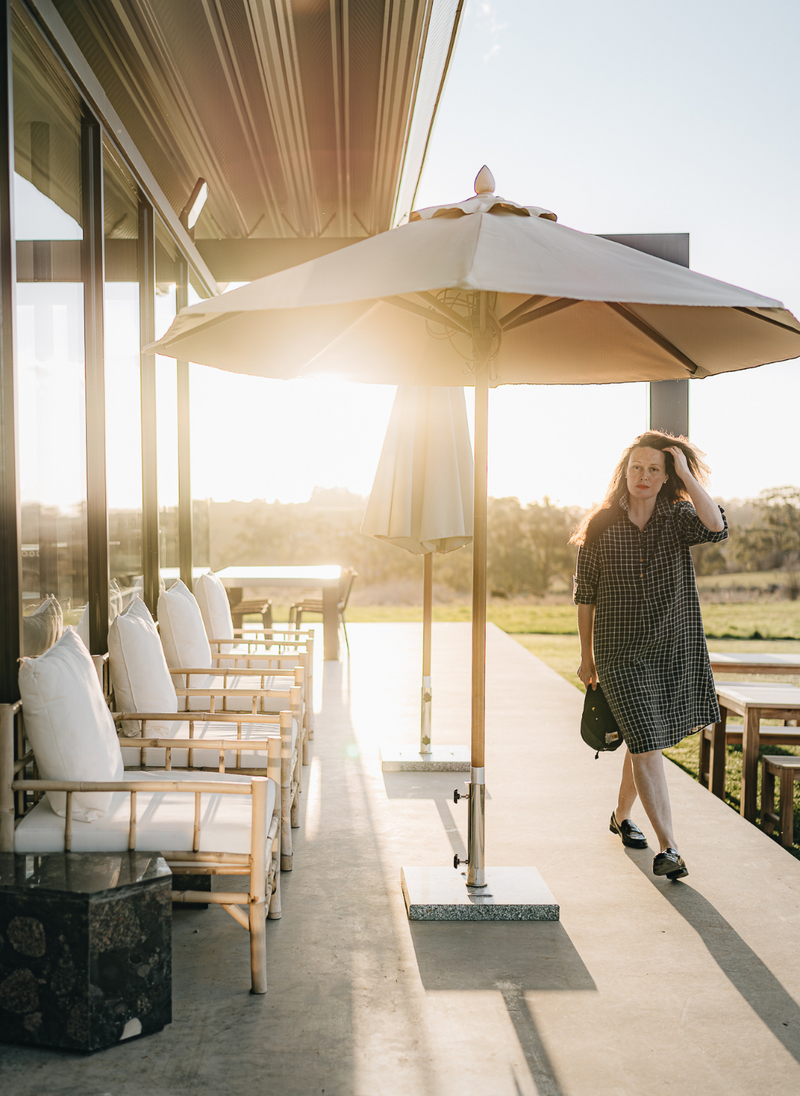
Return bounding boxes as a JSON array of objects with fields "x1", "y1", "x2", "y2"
[
  {"x1": 381, "y1": 745, "x2": 471, "y2": 772},
  {"x1": 401, "y1": 866, "x2": 559, "y2": 921}
]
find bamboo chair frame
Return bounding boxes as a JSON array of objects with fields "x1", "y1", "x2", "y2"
[
  {"x1": 115, "y1": 708, "x2": 300, "y2": 871},
  {"x1": 171, "y1": 662, "x2": 310, "y2": 767},
  {"x1": 0, "y1": 701, "x2": 286, "y2": 994},
  {"x1": 206, "y1": 630, "x2": 315, "y2": 742}
]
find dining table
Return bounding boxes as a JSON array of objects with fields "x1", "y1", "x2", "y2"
[{"x1": 213, "y1": 565, "x2": 343, "y2": 661}]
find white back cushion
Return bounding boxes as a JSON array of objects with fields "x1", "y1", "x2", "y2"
[
  {"x1": 157, "y1": 580, "x2": 212, "y2": 671},
  {"x1": 18, "y1": 627, "x2": 124, "y2": 822},
  {"x1": 108, "y1": 596, "x2": 178, "y2": 738},
  {"x1": 194, "y1": 572, "x2": 234, "y2": 649}
]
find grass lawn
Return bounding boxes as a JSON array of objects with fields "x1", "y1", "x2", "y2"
[{"x1": 511, "y1": 632, "x2": 800, "y2": 860}]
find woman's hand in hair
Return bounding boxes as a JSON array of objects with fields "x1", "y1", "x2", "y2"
[
  {"x1": 577, "y1": 656, "x2": 598, "y2": 691},
  {"x1": 665, "y1": 445, "x2": 693, "y2": 487}
]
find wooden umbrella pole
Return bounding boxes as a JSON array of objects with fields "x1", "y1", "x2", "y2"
[
  {"x1": 420, "y1": 552, "x2": 433, "y2": 754},
  {"x1": 468, "y1": 358, "x2": 489, "y2": 887}
]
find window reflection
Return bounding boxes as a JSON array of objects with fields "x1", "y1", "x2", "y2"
[{"x1": 13, "y1": 6, "x2": 88, "y2": 647}]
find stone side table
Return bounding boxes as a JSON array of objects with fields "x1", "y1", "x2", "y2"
[{"x1": 0, "y1": 851, "x2": 172, "y2": 1052}]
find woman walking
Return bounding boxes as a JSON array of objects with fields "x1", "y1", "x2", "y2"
[{"x1": 572, "y1": 431, "x2": 727, "y2": 879}]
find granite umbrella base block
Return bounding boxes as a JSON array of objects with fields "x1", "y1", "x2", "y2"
[
  {"x1": 0, "y1": 852, "x2": 172, "y2": 1052},
  {"x1": 380, "y1": 745, "x2": 471, "y2": 771},
  {"x1": 401, "y1": 866, "x2": 559, "y2": 921}
]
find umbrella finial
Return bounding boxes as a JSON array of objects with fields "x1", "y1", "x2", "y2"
[{"x1": 474, "y1": 166, "x2": 495, "y2": 195}]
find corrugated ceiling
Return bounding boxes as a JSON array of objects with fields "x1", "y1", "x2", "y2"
[{"x1": 50, "y1": 0, "x2": 463, "y2": 241}]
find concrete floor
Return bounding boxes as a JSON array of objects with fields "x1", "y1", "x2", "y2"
[{"x1": 3, "y1": 621, "x2": 800, "y2": 1095}]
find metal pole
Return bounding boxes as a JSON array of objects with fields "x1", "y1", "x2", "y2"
[
  {"x1": 0, "y1": 2, "x2": 21, "y2": 703},
  {"x1": 176, "y1": 258, "x2": 193, "y2": 590},
  {"x1": 468, "y1": 355, "x2": 489, "y2": 887},
  {"x1": 81, "y1": 111, "x2": 109, "y2": 654},
  {"x1": 420, "y1": 551, "x2": 433, "y2": 754},
  {"x1": 138, "y1": 199, "x2": 158, "y2": 617}
]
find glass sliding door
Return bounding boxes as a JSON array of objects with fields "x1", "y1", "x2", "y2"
[{"x1": 13, "y1": 3, "x2": 88, "y2": 652}]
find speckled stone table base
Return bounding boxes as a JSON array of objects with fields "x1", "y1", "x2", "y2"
[
  {"x1": 0, "y1": 852, "x2": 172, "y2": 1052},
  {"x1": 381, "y1": 745, "x2": 471, "y2": 771},
  {"x1": 401, "y1": 866, "x2": 560, "y2": 921}
]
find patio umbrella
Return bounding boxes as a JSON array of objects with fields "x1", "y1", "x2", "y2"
[
  {"x1": 361, "y1": 385, "x2": 473, "y2": 769},
  {"x1": 150, "y1": 166, "x2": 800, "y2": 905}
]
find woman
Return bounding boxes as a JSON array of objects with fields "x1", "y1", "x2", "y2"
[{"x1": 572, "y1": 431, "x2": 727, "y2": 879}]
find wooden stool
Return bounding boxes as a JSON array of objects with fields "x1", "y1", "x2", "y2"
[{"x1": 761, "y1": 755, "x2": 800, "y2": 847}]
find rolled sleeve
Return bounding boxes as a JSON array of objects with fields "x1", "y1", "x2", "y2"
[
  {"x1": 673, "y1": 501, "x2": 728, "y2": 547},
  {"x1": 573, "y1": 542, "x2": 599, "y2": 604}
]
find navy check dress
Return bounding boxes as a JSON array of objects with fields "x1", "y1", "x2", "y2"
[{"x1": 574, "y1": 495, "x2": 728, "y2": 754}]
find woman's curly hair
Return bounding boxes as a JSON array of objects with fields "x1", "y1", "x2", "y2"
[{"x1": 570, "y1": 431, "x2": 711, "y2": 547}]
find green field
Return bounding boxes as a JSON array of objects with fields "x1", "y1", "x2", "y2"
[{"x1": 337, "y1": 601, "x2": 800, "y2": 639}]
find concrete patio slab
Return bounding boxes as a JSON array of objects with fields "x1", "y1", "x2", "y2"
[{"x1": 2, "y1": 621, "x2": 800, "y2": 1096}]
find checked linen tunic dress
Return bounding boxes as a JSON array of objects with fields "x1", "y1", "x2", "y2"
[{"x1": 574, "y1": 495, "x2": 728, "y2": 754}]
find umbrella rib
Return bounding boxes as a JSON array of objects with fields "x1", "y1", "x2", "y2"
[
  {"x1": 415, "y1": 292, "x2": 472, "y2": 335},
  {"x1": 502, "y1": 297, "x2": 579, "y2": 332},
  {"x1": 498, "y1": 294, "x2": 547, "y2": 329},
  {"x1": 605, "y1": 302, "x2": 699, "y2": 375},
  {"x1": 733, "y1": 306, "x2": 800, "y2": 337},
  {"x1": 381, "y1": 294, "x2": 465, "y2": 333}
]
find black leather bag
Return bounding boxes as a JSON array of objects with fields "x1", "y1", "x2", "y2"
[{"x1": 581, "y1": 683, "x2": 623, "y2": 756}]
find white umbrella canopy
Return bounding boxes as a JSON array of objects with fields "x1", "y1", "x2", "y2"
[
  {"x1": 151, "y1": 168, "x2": 800, "y2": 897},
  {"x1": 361, "y1": 385, "x2": 473, "y2": 763},
  {"x1": 150, "y1": 172, "x2": 800, "y2": 387}
]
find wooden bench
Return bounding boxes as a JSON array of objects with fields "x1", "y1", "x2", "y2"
[
  {"x1": 761, "y1": 755, "x2": 800, "y2": 846},
  {"x1": 702, "y1": 682, "x2": 800, "y2": 822}
]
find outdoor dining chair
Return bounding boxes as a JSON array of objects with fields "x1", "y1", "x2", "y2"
[{"x1": 289, "y1": 567, "x2": 357, "y2": 654}]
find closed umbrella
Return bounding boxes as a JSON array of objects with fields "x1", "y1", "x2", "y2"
[
  {"x1": 151, "y1": 167, "x2": 800, "y2": 915},
  {"x1": 361, "y1": 385, "x2": 473, "y2": 770}
]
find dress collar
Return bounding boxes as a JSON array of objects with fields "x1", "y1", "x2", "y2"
[{"x1": 620, "y1": 492, "x2": 672, "y2": 523}]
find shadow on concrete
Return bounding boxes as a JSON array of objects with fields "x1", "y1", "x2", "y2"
[
  {"x1": 410, "y1": 921, "x2": 596, "y2": 1096},
  {"x1": 382, "y1": 771, "x2": 492, "y2": 864},
  {"x1": 630, "y1": 852, "x2": 800, "y2": 1065}
]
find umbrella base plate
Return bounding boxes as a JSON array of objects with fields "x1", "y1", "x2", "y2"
[
  {"x1": 381, "y1": 745, "x2": 471, "y2": 772},
  {"x1": 401, "y1": 867, "x2": 559, "y2": 921}
]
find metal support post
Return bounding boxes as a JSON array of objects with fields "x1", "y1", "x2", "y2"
[
  {"x1": 468, "y1": 336, "x2": 489, "y2": 888},
  {"x1": 0, "y1": 3, "x2": 20, "y2": 701},
  {"x1": 176, "y1": 258, "x2": 193, "y2": 590},
  {"x1": 81, "y1": 111, "x2": 109, "y2": 653},
  {"x1": 420, "y1": 552, "x2": 433, "y2": 753},
  {"x1": 138, "y1": 199, "x2": 158, "y2": 616}
]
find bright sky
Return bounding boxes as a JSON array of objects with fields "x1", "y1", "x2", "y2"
[
  {"x1": 20, "y1": 1, "x2": 800, "y2": 511},
  {"x1": 185, "y1": 0, "x2": 800, "y2": 509}
]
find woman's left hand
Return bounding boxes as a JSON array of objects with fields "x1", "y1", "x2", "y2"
[{"x1": 664, "y1": 445, "x2": 692, "y2": 486}]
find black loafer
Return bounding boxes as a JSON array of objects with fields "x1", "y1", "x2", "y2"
[
  {"x1": 609, "y1": 812, "x2": 648, "y2": 849},
  {"x1": 653, "y1": 848, "x2": 688, "y2": 880}
]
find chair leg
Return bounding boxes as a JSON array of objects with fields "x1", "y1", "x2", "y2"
[
  {"x1": 699, "y1": 727, "x2": 711, "y2": 789},
  {"x1": 780, "y1": 768, "x2": 796, "y2": 847},
  {"x1": 249, "y1": 779, "x2": 268, "y2": 994},
  {"x1": 761, "y1": 760, "x2": 775, "y2": 835},
  {"x1": 341, "y1": 614, "x2": 349, "y2": 655},
  {"x1": 268, "y1": 856, "x2": 281, "y2": 920}
]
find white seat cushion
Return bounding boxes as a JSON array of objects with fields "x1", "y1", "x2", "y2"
[
  {"x1": 14, "y1": 770, "x2": 277, "y2": 855},
  {"x1": 194, "y1": 572, "x2": 235, "y2": 658},
  {"x1": 157, "y1": 580, "x2": 212, "y2": 676},
  {"x1": 108, "y1": 596, "x2": 178, "y2": 738},
  {"x1": 119, "y1": 719, "x2": 296, "y2": 770},
  {"x1": 18, "y1": 628, "x2": 124, "y2": 822}
]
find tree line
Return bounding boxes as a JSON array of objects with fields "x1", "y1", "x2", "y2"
[{"x1": 205, "y1": 485, "x2": 800, "y2": 599}]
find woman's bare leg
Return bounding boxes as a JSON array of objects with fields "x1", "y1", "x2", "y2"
[
  {"x1": 615, "y1": 748, "x2": 638, "y2": 822},
  {"x1": 629, "y1": 750, "x2": 677, "y2": 852}
]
